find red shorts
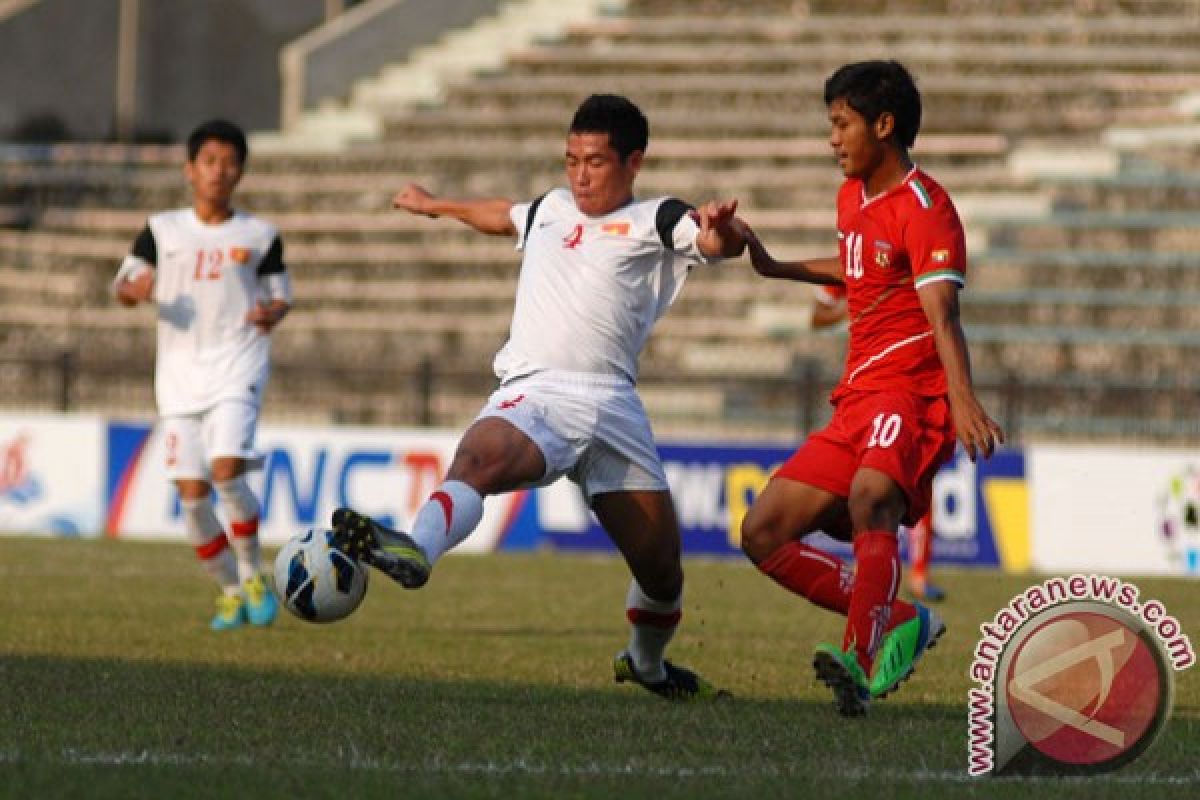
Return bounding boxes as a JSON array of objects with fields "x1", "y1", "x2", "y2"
[{"x1": 776, "y1": 389, "x2": 956, "y2": 525}]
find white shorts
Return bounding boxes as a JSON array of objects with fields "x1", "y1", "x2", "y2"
[
  {"x1": 476, "y1": 372, "x2": 668, "y2": 502},
  {"x1": 162, "y1": 399, "x2": 262, "y2": 481}
]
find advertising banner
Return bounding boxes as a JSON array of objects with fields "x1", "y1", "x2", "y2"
[
  {"x1": 0, "y1": 413, "x2": 105, "y2": 537},
  {"x1": 514, "y1": 442, "x2": 1028, "y2": 568},
  {"x1": 1030, "y1": 445, "x2": 1200, "y2": 575},
  {"x1": 106, "y1": 421, "x2": 529, "y2": 551}
]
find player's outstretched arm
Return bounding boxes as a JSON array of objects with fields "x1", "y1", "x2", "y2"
[
  {"x1": 392, "y1": 183, "x2": 517, "y2": 237},
  {"x1": 918, "y1": 281, "x2": 1005, "y2": 461},
  {"x1": 735, "y1": 218, "x2": 842, "y2": 285}
]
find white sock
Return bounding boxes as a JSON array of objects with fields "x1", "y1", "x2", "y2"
[
  {"x1": 409, "y1": 480, "x2": 484, "y2": 564},
  {"x1": 182, "y1": 496, "x2": 239, "y2": 592},
  {"x1": 214, "y1": 477, "x2": 261, "y2": 581},
  {"x1": 625, "y1": 579, "x2": 682, "y2": 683}
]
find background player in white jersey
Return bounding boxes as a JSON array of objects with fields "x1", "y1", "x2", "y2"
[
  {"x1": 112, "y1": 119, "x2": 292, "y2": 631},
  {"x1": 335, "y1": 94, "x2": 744, "y2": 700}
]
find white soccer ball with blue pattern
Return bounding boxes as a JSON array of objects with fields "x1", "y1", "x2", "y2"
[{"x1": 273, "y1": 528, "x2": 368, "y2": 623}]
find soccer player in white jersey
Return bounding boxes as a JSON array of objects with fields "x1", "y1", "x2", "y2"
[
  {"x1": 334, "y1": 94, "x2": 744, "y2": 700},
  {"x1": 113, "y1": 119, "x2": 292, "y2": 631}
]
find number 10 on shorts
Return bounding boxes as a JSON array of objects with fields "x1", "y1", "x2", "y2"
[{"x1": 868, "y1": 413, "x2": 902, "y2": 448}]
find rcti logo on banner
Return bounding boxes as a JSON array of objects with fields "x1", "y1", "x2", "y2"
[{"x1": 968, "y1": 575, "x2": 1194, "y2": 776}]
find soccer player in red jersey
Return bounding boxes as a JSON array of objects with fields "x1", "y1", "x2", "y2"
[{"x1": 734, "y1": 61, "x2": 1003, "y2": 715}]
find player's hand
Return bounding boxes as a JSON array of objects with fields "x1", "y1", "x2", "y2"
[
  {"x1": 392, "y1": 183, "x2": 438, "y2": 217},
  {"x1": 950, "y1": 393, "x2": 1005, "y2": 461},
  {"x1": 694, "y1": 198, "x2": 745, "y2": 257},
  {"x1": 117, "y1": 268, "x2": 155, "y2": 305},
  {"x1": 246, "y1": 300, "x2": 288, "y2": 334}
]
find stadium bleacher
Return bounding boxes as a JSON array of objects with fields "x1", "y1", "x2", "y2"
[{"x1": 2, "y1": 0, "x2": 1199, "y2": 440}]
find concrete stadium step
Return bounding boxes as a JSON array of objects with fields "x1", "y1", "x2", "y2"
[
  {"x1": 1038, "y1": 171, "x2": 1200, "y2": 211},
  {"x1": 440, "y1": 71, "x2": 1197, "y2": 119},
  {"x1": 506, "y1": 42, "x2": 1200, "y2": 77},
  {"x1": 973, "y1": 248, "x2": 1200, "y2": 291},
  {"x1": 975, "y1": 210, "x2": 1200, "y2": 250},
  {"x1": 627, "y1": 0, "x2": 1200, "y2": 16},
  {"x1": 568, "y1": 13, "x2": 1200, "y2": 46}
]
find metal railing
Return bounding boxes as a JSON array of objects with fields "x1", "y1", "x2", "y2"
[{"x1": 2, "y1": 352, "x2": 1197, "y2": 444}]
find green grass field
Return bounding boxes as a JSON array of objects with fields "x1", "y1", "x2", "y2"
[{"x1": 2, "y1": 536, "x2": 1197, "y2": 799}]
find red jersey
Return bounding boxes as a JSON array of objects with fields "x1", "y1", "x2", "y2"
[{"x1": 832, "y1": 167, "x2": 966, "y2": 400}]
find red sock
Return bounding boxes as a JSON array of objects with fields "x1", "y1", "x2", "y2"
[
  {"x1": 758, "y1": 540, "x2": 915, "y2": 629},
  {"x1": 758, "y1": 540, "x2": 853, "y2": 612},
  {"x1": 844, "y1": 531, "x2": 902, "y2": 674},
  {"x1": 909, "y1": 512, "x2": 931, "y2": 585}
]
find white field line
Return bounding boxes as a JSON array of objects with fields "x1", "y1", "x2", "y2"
[{"x1": 1, "y1": 750, "x2": 1198, "y2": 784}]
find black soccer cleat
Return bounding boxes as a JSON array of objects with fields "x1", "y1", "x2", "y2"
[
  {"x1": 613, "y1": 652, "x2": 731, "y2": 702},
  {"x1": 331, "y1": 507, "x2": 431, "y2": 589}
]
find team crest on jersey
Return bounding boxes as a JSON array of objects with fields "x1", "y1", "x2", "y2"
[
  {"x1": 601, "y1": 221, "x2": 631, "y2": 236},
  {"x1": 874, "y1": 240, "x2": 893, "y2": 268},
  {"x1": 230, "y1": 246, "x2": 251, "y2": 264}
]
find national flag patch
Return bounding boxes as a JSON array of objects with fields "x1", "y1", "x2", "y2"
[
  {"x1": 230, "y1": 246, "x2": 251, "y2": 264},
  {"x1": 932, "y1": 249, "x2": 950, "y2": 263},
  {"x1": 601, "y1": 222, "x2": 631, "y2": 236}
]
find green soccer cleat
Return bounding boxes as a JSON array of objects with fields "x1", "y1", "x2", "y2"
[
  {"x1": 331, "y1": 507, "x2": 431, "y2": 589},
  {"x1": 813, "y1": 643, "x2": 871, "y2": 717},
  {"x1": 613, "y1": 652, "x2": 731, "y2": 702},
  {"x1": 870, "y1": 603, "x2": 946, "y2": 700},
  {"x1": 242, "y1": 573, "x2": 278, "y2": 626},
  {"x1": 210, "y1": 593, "x2": 246, "y2": 631}
]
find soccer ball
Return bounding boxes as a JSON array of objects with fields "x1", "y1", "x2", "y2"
[{"x1": 273, "y1": 528, "x2": 368, "y2": 623}]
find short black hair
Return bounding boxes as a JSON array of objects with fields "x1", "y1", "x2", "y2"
[
  {"x1": 569, "y1": 94, "x2": 648, "y2": 161},
  {"x1": 186, "y1": 119, "x2": 248, "y2": 165},
  {"x1": 824, "y1": 61, "x2": 921, "y2": 150}
]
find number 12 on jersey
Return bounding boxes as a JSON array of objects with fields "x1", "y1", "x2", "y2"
[{"x1": 194, "y1": 249, "x2": 225, "y2": 281}]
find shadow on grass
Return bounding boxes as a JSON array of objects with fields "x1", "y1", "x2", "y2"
[{"x1": 2, "y1": 654, "x2": 1195, "y2": 800}]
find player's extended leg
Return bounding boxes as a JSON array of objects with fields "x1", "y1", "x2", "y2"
[
  {"x1": 212, "y1": 457, "x2": 276, "y2": 626},
  {"x1": 741, "y1": 478, "x2": 917, "y2": 626},
  {"x1": 334, "y1": 416, "x2": 544, "y2": 587},
  {"x1": 177, "y1": 478, "x2": 243, "y2": 631},
  {"x1": 595, "y1": 489, "x2": 727, "y2": 701}
]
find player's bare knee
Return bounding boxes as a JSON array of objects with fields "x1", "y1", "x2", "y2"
[
  {"x1": 848, "y1": 484, "x2": 904, "y2": 533},
  {"x1": 740, "y1": 511, "x2": 780, "y2": 563}
]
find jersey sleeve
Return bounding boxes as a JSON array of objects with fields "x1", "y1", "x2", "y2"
[
  {"x1": 130, "y1": 224, "x2": 157, "y2": 267},
  {"x1": 907, "y1": 198, "x2": 967, "y2": 290},
  {"x1": 255, "y1": 235, "x2": 286, "y2": 276},
  {"x1": 112, "y1": 223, "x2": 156, "y2": 293},
  {"x1": 657, "y1": 197, "x2": 721, "y2": 266}
]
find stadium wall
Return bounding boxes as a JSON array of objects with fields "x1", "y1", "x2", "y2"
[
  {"x1": 2, "y1": 413, "x2": 1197, "y2": 577},
  {"x1": 0, "y1": 0, "x2": 325, "y2": 141}
]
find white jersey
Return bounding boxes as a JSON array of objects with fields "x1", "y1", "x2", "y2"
[
  {"x1": 499, "y1": 188, "x2": 719, "y2": 384},
  {"x1": 118, "y1": 209, "x2": 288, "y2": 415}
]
